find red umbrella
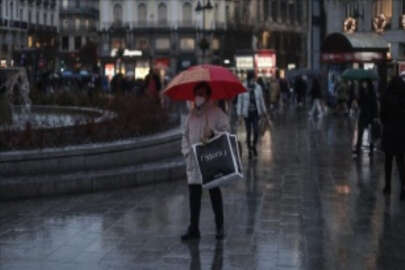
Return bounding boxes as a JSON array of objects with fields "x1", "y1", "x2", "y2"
[{"x1": 163, "y1": 64, "x2": 246, "y2": 101}]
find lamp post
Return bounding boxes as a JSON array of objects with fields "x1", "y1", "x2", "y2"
[{"x1": 195, "y1": 0, "x2": 213, "y2": 64}]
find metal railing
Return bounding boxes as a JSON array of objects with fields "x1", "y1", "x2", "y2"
[{"x1": 100, "y1": 20, "x2": 227, "y2": 31}]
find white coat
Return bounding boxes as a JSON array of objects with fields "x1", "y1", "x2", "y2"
[
  {"x1": 181, "y1": 103, "x2": 230, "y2": 185},
  {"x1": 236, "y1": 82, "x2": 267, "y2": 118}
]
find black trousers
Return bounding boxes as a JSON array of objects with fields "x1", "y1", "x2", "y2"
[
  {"x1": 244, "y1": 112, "x2": 259, "y2": 149},
  {"x1": 188, "y1": 184, "x2": 224, "y2": 232},
  {"x1": 356, "y1": 120, "x2": 373, "y2": 151},
  {"x1": 385, "y1": 152, "x2": 405, "y2": 189}
]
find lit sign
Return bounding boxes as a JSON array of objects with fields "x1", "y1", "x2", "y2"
[
  {"x1": 235, "y1": 56, "x2": 254, "y2": 69},
  {"x1": 111, "y1": 48, "x2": 143, "y2": 57}
]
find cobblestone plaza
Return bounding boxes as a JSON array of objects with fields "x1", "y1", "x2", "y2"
[{"x1": 0, "y1": 113, "x2": 404, "y2": 270}]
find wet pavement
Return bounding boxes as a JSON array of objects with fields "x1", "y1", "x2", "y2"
[{"x1": 1, "y1": 111, "x2": 405, "y2": 270}]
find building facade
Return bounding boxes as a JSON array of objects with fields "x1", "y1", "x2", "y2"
[
  {"x1": 98, "y1": 0, "x2": 232, "y2": 80},
  {"x1": 59, "y1": 0, "x2": 98, "y2": 70},
  {"x1": 225, "y1": 0, "x2": 309, "y2": 78},
  {"x1": 324, "y1": 0, "x2": 405, "y2": 73},
  {"x1": 0, "y1": 0, "x2": 59, "y2": 68}
]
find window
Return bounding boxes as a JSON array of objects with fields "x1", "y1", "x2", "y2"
[
  {"x1": 403, "y1": 0, "x2": 405, "y2": 13},
  {"x1": 136, "y1": 38, "x2": 149, "y2": 50},
  {"x1": 113, "y1": 3, "x2": 123, "y2": 24},
  {"x1": 138, "y1": 3, "x2": 147, "y2": 25},
  {"x1": 0, "y1": 1, "x2": 2, "y2": 19},
  {"x1": 75, "y1": 18, "x2": 80, "y2": 30},
  {"x1": 281, "y1": 1, "x2": 287, "y2": 22},
  {"x1": 74, "y1": 36, "x2": 82, "y2": 50},
  {"x1": 271, "y1": 0, "x2": 278, "y2": 21},
  {"x1": 28, "y1": 10, "x2": 31, "y2": 23},
  {"x1": 5, "y1": 0, "x2": 7, "y2": 17},
  {"x1": 212, "y1": 38, "x2": 220, "y2": 50},
  {"x1": 10, "y1": 0, "x2": 13, "y2": 20},
  {"x1": 158, "y1": 3, "x2": 167, "y2": 24},
  {"x1": 43, "y1": 13, "x2": 47, "y2": 25},
  {"x1": 62, "y1": 36, "x2": 69, "y2": 50},
  {"x1": 289, "y1": 1, "x2": 295, "y2": 24},
  {"x1": 373, "y1": 0, "x2": 392, "y2": 18},
  {"x1": 51, "y1": 14, "x2": 54, "y2": 25},
  {"x1": 182, "y1": 2, "x2": 192, "y2": 25},
  {"x1": 75, "y1": 0, "x2": 80, "y2": 8},
  {"x1": 297, "y1": 0, "x2": 302, "y2": 23},
  {"x1": 155, "y1": 38, "x2": 170, "y2": 50},
  {"x1": 180, "y1": 38, "x2": 195, "y2": 50},
  {"x1": 62, "y1": 0, "x2": 68, "y2": 9},
  {"x1": 19, "y1": 8, "x2": 22, "y2": 20},
  {"x1": 36, "y1": 11, "x2": 39, "y2": 24}
]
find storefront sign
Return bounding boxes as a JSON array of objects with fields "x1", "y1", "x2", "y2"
[
  {"x1": 322, "y1": 52, "x2": 385, "y2": 63},
  {"x1": 254, "y1": 50, "x2": 276, "y2": 77},
  {"x1": 235, "y1": 56, "x2": 254, "y2": 70},
  {"x1": 110, "y1": 48, "x2": 142, "y2": 57}
]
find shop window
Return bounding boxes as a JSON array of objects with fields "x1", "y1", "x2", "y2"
[
  {"x1": 138, "y1": 3, "x2": 147, "y2": 25},
  {"x1": 155, "y1": 38, "x2": 170, "y2": 50},
  {"x1": 75, "y1": 36, "x2": 82, "y2": 51},
  {"x1": 136, "y1": 38, "x2": 149, "y2": 50},
  {"x1": 271, "y1": 0, "x2": 278, "y2": 21},
  {"x1": 211, "y1": 38, "x2": 220, "y2": 51},
  {"x1": 180, "y1": 38, "x2": 195, "y2": 50},
  {"x1": 62, "y1": 36, "x2": 69, "y2": 51},
  {"x1": 158, "y1": 3, "x2": 167, "y2": 25},
  {"x1": 182, "y1": 2, "x2": 192, "y2": 25},
  {"x1": 373, "y1": 0, "x2": 392, "y2": 18}
]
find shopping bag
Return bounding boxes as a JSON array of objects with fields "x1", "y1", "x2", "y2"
[
  {"x1": 193, "y1": 133, "x2": 243, "y2": 189},
  {"x1": 229, "y1": 134, "x2": 243, "y2": 174}
]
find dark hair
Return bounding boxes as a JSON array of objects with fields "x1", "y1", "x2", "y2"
[
  {"x1": 193, "y1": 81, "x2": 212, "y2": 97},
  {"x1": 247, "y1": 70, "x2": 255, "y2": 82}
]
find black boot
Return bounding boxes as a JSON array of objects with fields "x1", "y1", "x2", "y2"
[
  {"x1": 182, "y1": 185, "x2": 202, "y2": 241},
  {"x1": 209, "y1": 188, "x2": 225, "y2": 240},
  {"x1": 181, "y1": 227, "x2": 200, "y2": 241}
]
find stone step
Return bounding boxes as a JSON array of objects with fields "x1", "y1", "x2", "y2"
[{"x1": 0, "y1": 157, "x2": 186, "y2": 200}]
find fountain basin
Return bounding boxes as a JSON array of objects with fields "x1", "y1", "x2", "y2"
[{"x1": 2, "y1": 105, "x2": 115, "y2": 130}]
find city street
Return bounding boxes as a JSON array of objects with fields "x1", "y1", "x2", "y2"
[{"x1": 0, "y1": 111, "x2": 405, "y2": 270}]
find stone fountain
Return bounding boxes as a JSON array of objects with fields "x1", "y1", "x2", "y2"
[{"x1": 0, "y1": 67, "x2": 31, "y2": 125}]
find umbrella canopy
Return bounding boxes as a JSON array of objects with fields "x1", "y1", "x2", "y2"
[
  {"x1": 163, "y1": 64, "x2": 246, "y2": 101},
  {"x1": 341, "y1": 68, "x2": 379, "y2": 81}
]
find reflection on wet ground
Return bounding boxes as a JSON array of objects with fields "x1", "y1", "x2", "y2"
[{"x1": 1, "y1": 111, "x2": 405, "y2": 270}]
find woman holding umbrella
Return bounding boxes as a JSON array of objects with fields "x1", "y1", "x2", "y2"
[{"x1": 163, "y1": 65, "x2": 246, "y2": 241}]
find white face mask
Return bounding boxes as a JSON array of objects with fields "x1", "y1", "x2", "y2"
[{"x1": 195, "y1": 96, "x2": 206, "y2": 107}]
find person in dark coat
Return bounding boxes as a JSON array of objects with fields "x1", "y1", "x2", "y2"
[
  {"x1": 381, "y1": 76, "x2": 405, "y2": 200},
  {"x1": 354, "y1": 79, "x2": 378, "y2": 155},
  {"x1": 308, "y1": 78, "x2": 323, "y2": 117},
  {"x1": 294, "y1": 75, "x2": 307, "y2": 107}
]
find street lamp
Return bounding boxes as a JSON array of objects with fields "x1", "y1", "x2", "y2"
[{"x1": 195, "y1": 0, "x2": 213, "y2": 63}]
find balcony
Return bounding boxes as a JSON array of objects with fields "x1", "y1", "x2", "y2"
[
  {"x1": 60, "y1": 24, "x2": 98, "y2": 33},
  {"x1": 60, "y1": 7, "x2": 99, "y2": 18}
]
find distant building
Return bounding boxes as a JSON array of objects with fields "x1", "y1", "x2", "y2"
[
  {"x1": 322, "y1": 0, "x2": 405, "y2": 92},
  {"x1": 227, "y1": 0, "x2": 310, "y2": 79},
  {"x1": 0, "y1": 0, "x2": 59, "y2": 68},
  {"x1": 98, "y1": 0, "x2": 231, "y2": 81},
  {"x1": 59, "y1": 0, "x2": 98, "y2": 70}
]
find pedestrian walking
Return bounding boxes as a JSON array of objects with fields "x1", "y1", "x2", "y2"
[
  {"x1": 294, "y1": 75, "x2": 307, "y2": 107},
  {"x1": 181, "y1": 82, "x2": 230, "y2": 240},
  {"x1": 308, "y1": 78, "x2": 324, "y2": 117},
  {"x1": 380, "y1": 76, "x2": 405, "y2": 200},
  {"x1": 353, "y1": 79, "x2": 378, "y2": 156},
  {"x1": 236, "y1": 71, "x2": 268, "y2": 159},
  {"x1": 269, "y1": 73, "x2": 281, "y2": 113}
]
